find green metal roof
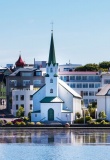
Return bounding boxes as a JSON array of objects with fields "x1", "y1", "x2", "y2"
[
  {"x1": 48, "y1": 33, "x2": 56, "y2": 65},
  {"x1": 40, "y1": 97, "x2": 64, "y2": 103}
]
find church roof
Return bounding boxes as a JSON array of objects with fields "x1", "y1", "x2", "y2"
[
  {"x1": 15, "y1": 55, "x2": 25, "y2": 67},
  {"x1": 96, "y1": 84, "x2": 110, "y2": 96},
  {"x1": 48, "y1": 33, "x2": 56, "y2": 65},
  {"x1": 40, "y1": 97, "x2": 64, "y2": 103},
  {"x1": 58, "y1": 79, "x2": 82, "y2": 98}
]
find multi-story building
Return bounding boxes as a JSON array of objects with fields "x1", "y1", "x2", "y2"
[
  {"x1": 6, "y1": 67, "x2": 45, "y2": 112},
  {"x1": 12, "y1": 85, "x2": 36, "y2": 116},
  {"x1": 59, "y1": 70, "x2": 101, "y2": 106}
]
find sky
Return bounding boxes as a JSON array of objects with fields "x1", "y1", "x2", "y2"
[{"x1": 0, "y1": 0, "x2": 110, "y2": 67}]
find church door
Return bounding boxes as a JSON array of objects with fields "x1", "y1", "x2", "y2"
[{"x1": 48, "y1": 108, "x2": 54, "y2": 121}]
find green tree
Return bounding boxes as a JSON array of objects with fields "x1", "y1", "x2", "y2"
[
  {"x1": 99, "y1": 61, "x2": 110, "y2": 70},
  {"x1": 75, "y1": 112, "x2": 81, "y2": 118},
  {"x1": 75, "y1": 63, "x2": 99, "y2": 71},
  {"x1": 16, "y1": 106, "x2": 24, "y2": 117},
  {"x1": 98, "y1": 111, "x2": 106, "y2": 119}
]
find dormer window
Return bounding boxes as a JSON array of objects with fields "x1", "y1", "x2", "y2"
[
  {"x1": 50, "y1": 78, "x2": 53, "y2": 83},
  {"x1": 50, "y1": 89, "x2": 53, "y2": 93},
  {"x1": 50, "y1": 68, "x2": 53, "y2": 72}
]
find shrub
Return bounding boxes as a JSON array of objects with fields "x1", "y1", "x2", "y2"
[
  {"x1": 36, "y1": 122, "x2": 42, "y2": 125},
  {"x1": 75, "y1": 112, "x2": 81, "y2": 118},
  {"x1": 6, "y1": 121, "x2": 13, "y2": 125},
  {"x1": 0, "y1": 120, "x2": 4, "y2": 125},
  {"x1": 20, "y1": 121, "x2": 26, "y2": 125},
  {"x1": 85, "y1": 116, "x2": 92, "y2": 122},
  {"x1": 74, "y1": 116, "x2": 92, "y2": 124},
  {"x1": 15, "y1": 122, "x2": 21, "y2": 126},
  {"x1": 27, "y1": 122, "x2": 35, "y2": 125}
]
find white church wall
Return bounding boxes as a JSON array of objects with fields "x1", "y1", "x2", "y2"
[
  {"x1": 106, "y1": 96, "x2": 110, "y2": 121},
  {"x1": 58, "y1": 84, "x2": 73, "y2": 111},
  {"x1": 73, "y1": 98, "x2": 82, "y2": 119},
  {"x1": 97, "y1": 96, "x2": 106, "y2": 119},
  {"x1": 31, "y1": 113, "x2": 41, "y2": 122},
  {"x1": 45, "y1": 77, "x2": 58, "y2": 97},
  {"x1": 40, "y1": 103, "x2": 62, "y2": 121},
  {"x1": 33, "y1": 86, "x2": 46, "y2": 111}
]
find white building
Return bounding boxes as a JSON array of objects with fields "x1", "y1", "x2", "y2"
[
  {"x1": 31, "y1": 32, "x2": 82, "y2": 123},
  {"x1": 12, "y1": 85, "x2": 36, "y2": 116},
  {"x1": 96, "y1": 84, "x2": 110, "y2": 121}
]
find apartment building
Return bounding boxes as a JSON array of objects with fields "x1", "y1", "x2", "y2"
[{"x1": 6, "y1": 68, "x2": 45, "y2": 112}]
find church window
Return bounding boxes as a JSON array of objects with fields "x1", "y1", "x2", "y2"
[
  {"x1": 50, "y1": 89, "x2": 53, "y2": 93},
  {"x1": 50, "y1": 68, "x2": 53, "y2": 72},
  {"x1": 50, "y1": 78, "x2": 53, "y2": 83}
]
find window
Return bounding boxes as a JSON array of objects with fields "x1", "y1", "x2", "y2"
[
  {"x1": 84, "y1": 99, "x2": 88, "y2": 104},
  {"x1": 95, "y1": 83, "x2": 100, "y2": 88},
  {"x1": 50, "y1": 68, "x2": 53, "y2": 72},
  {"x1": 64, "y1": 76, "x2": 69, "y2": 82},
  {"x1": 35, "y1": 114, "x2": 37, "y2": 117},
  {"x1": 20, "y1": 95, "x2": 24, "y2": 100},
  {"x1": 16, "y1": 95, "x2": 18, "y2": 101},
  {"x1": 76, "y1": 76, "x2": 81, "y2": 80},
  {"x1": 77, "y1": 83, "x2": 82, "y2": 88},
  {"x1": 70, "y1": 76, "x2": 75, "y2": 81},
  {"x1": 23, "y1": 80, "x2": 30, "y2": 86},
  {"x1": 30, "y1": 95, "x2": 33, "y2": 100},
  {"x1": 89, "y1": 83, "x2": 94, "y2": 88},
  {"x1": 33, "y1": 80, "x2": 41, "y2": 85},
  {"x1": 50, "y1": 78, "x2": 53, "y2": 83},
  {"x1": 104, "y1": 79, "x2": 110, "y2": 84},
  {"x1": 10, "y1": 80, "x2": 17, "y2": 86},
  {"x1": 21, "y1": 72, "x2": 33, "y2": 76},
  {"x1": 30, "y1": 104, "x2": 32, "y2": 110},
  {"x1": 89, "y1": 99, "x2": 94, "y2": 103},
  {"x1": 70, "y1": 83, "x2": 75, "y2": 88},
  {"x1": 16, "y1": 104, "x2": 18, "y2": 110},
  {"x1": 82, "y1": 76, "x2": 87, "y2": 80},
  {"x1": 83, "y1": 83, "x2": 88, "y2": 88},
  {"x1": 36, "y1": 71, "x2": 41, "y2": 76},
  {"x1": 60, "y1": 76, "x2": 63, "y2": 80},
  {"x1": 83, "y1": 91, "x2": 88, "y2": 96},
  {"x1": 50, "y1": 89, "x2": 53, "y2": 93},
  {"x1": 89, "y1": 91, "x2": 94, "y2": 96},
  {"x1": 89, "y1": 76, "x2": 94, "y2": 80},
  {"x1": 21, "y1": 104, "x2": 24, "y2": 108}
]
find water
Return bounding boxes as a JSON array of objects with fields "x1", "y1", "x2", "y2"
[{"x1": 0, "y1": 129, "x2": 110, "y2": 160}]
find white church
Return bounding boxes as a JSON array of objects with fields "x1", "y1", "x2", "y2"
[{"x1": 31, "y1": 32, "x2": 82, "y2": 123}]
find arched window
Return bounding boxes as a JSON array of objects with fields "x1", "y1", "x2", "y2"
[
  {"x1": 50, "y1": 78, "x2": 53, "y2": 83},
  {"x1": 50, "y1": 68, "x2": 53, "y2": 72},
  {"x1": 50, "y1": 89, "x2": 53, "y2": 93}
]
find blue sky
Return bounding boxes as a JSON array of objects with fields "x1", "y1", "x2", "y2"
[{"x1": 0, "y1": 0, "x2": 110, "y2": 67}]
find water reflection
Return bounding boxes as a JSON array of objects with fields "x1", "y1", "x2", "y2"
[{"x1": 0, "y1": 129, "x2": 110, "y2": 145}]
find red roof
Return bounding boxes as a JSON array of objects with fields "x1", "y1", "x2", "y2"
[{"x1": 15, "y1": 55, "x2": 25, "y2": 67}]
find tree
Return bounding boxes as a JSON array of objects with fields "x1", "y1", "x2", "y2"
[
  {"x1": 16, "y1": 106, "x2": 24, "y2": 117},
  {"x1": 75, "y1": 112, "x2": 81, "y2": 118},
  {"x1": 75, "y1": 63, "x2": 99, "y2": 71},
  {"x1": 99, "y1": 61, "x2": 110, "y2": 70},
  {"x1": 98, "y1": 111, "x2": 106, "y2": 119}
]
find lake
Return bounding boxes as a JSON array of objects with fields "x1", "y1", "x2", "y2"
[{"x1": 0, "y1": 129, "x2": 110, "y2": 160}]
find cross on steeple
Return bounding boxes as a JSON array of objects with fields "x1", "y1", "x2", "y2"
[{"x1": 51, "y1": 22, "x2": 54, "y2": 32}]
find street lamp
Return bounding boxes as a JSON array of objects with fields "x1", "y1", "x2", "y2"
[
  {"x1": 95, "y1": 108, "x2": 97, "y2": 119},
  {"x1": 66, "y1": 113, "x2": 69, "y2": 123}
]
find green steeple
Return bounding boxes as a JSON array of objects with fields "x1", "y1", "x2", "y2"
[{"x1": 48, "y1": 32, "x2": 56, "y2": 64}]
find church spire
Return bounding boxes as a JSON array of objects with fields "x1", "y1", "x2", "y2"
[{"x1": 48, "y1": 32, "x2": 56, "y2": 64}]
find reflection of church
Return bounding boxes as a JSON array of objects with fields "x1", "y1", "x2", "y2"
[{"x1": 31, "y1": 32, "x2": 82, "y2": 123}]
